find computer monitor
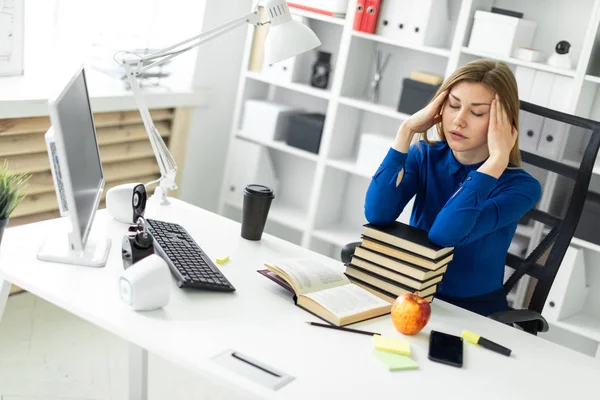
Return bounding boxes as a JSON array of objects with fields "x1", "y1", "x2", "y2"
[{"x1": 36, "y1": 65, "x2": 111, "y2": 267}]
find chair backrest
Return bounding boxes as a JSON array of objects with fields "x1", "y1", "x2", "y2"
[{"x1": 504, "y1": 101, "x2": 600, "y2": 315}]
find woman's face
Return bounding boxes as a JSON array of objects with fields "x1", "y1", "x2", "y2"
[{"x1": 442, "y1": 81, "x2": 496, "y2": 159}]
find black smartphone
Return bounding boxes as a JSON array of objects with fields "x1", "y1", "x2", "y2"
[{"x1": 428, "y1": 330, "x2": 463, "y2": 367}]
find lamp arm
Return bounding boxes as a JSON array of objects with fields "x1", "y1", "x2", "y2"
[
  {"x1": 130, "y1": 12, "x2": 261, "y2": 74},
  {"x1": 119, "y1": 9, "x2": 262, "y2": 205}
]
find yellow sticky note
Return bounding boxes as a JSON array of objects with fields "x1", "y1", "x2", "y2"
[
  {"x1": 373, "y1": 334, "x2": 411, "y2": 356},
  {"x1": 216, "y1": 256, "x2": 230, "y2": 265}
]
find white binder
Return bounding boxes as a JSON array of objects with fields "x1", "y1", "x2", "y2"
[{"x1": 376, "y1": 0, "x2": 450, "y2": 47}]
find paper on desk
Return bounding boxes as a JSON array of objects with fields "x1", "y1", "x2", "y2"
[{"x1": 373, "y1": 350, "x2": 418, "y2": 371}]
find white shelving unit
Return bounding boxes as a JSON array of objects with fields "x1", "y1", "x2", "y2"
[{"x1": 219, "y1": 0, "x2": 600, "y2": 358}]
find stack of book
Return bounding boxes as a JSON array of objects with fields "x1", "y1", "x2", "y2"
[{"x1": 344, "y1": 221, "x2": 454, "y2": 303}]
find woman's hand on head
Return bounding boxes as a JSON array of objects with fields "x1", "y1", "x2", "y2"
[
  {"x1": 487, "y1": 94, "x2": 518, "y2": 163},
  {"x1": 399, "y1": 90, "x2": 448, "y2": 137}
]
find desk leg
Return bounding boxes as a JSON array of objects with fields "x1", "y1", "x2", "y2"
[
  {"x1": 129, "y1": 342, "x2": 148, "y2": 400},
  {"x1": 0, "y1": 278, "x2": 11, "y2": 322}
]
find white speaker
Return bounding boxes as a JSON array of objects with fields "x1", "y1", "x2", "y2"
[
  {"x1": 106, "y1": 183, "x2": 147, "y2": 224},
  {"x1": 119, "y1": 254, "x2": 171, "y2": 311}
]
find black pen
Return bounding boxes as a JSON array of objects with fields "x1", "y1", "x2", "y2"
[
  {"x1": 462, "y1": 330, "x2": 512, "y2": 357},
  {"x1": 306, "y1": 321, "x2": 380, "y2": 336}
]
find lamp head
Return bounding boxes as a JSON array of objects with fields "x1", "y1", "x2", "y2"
[{"x1": 263, "y1": 0, "x2": 322, "y2": 65}]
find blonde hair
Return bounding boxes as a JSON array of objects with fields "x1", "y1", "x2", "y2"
[{"x1": 421, "y1": 59, "x2": 521, "y2": 166}]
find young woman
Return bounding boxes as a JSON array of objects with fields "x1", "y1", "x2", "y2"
[{"x1": 364, "y1": 59, "x2": 541, "y2": 316}]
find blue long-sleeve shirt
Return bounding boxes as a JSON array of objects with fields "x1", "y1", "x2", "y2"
[{"x1": 364, "y1": 141, "x2": 541, "y2": 298}]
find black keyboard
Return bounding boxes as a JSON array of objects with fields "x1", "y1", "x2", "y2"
[{"x1": 145, "y1": 219, "x2": 235, "y2": 292}]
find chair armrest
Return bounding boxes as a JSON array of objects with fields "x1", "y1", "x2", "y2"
[
  {"x1": 488, "y1": 310, "x2": 549, "y2": 334},
  {"x1": 341, "y1": 241, "x2": 361, "y2": 264}
]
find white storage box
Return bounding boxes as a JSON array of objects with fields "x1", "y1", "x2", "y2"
[
  {"x1": 356, "y1": 133, "x2": 393, "y2": 173},
  {"x1": 468, "y1": 11, "x2": 537, "y2": 57},
  {"x1": 241, "y1": 100, "x2": 301, "y2": 142}
]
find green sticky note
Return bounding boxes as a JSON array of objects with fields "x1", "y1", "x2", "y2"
[{"x1": 373, "y1": 349, "x2": 418, "y2": 371}]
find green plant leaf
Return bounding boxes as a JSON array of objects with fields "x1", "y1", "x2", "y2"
[{"x1": 0, "y1": 161, "x2": 31, "y2": 220}]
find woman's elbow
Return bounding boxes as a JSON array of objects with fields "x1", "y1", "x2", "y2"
[
  {"x1": 428, "y1": 226, "x2": 465, "y2": 247},
  {"x1": 364, "y1": 207, "x2": 395, "y2": 226}
]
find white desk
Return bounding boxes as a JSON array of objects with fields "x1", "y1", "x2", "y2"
[{"x1": 0, "y1": 198, "x2": 599, "y2": 400}]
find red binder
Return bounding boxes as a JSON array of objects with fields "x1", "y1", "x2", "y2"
[
  {"x1": 353, "y1": 0, "x2": 366, "y2": 31},
  {"x1": 360, "y1": 0, "x2": 382, "y2": 34}
]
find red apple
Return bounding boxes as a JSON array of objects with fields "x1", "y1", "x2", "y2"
[{"x1": 391, "y1": 293, "x2": 431, "y2": 335}]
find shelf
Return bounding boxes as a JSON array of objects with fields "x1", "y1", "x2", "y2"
[
  {"x1": 352, "y1": 31, "x2": 451, "y2": 57},
  {"x1": 327, "y1": 158, "x2": 374, "y2": 179},
  {"x1": 312, "y1": 224, "x2": 364, "y2": 247},
  {"x1": 552, "y1": 313, "x2": 600, "y2": 343},
  {"x1": 245, "y1": 71, "x2": 332, "y2": 100},
  {"x1": 571, "y1": 237, "x2": 600, "y2": 253},
  {"x1": 339, "y1": 96, "x2": 411, "y2": 121},
  {"x1": 461, "y1": 47, "x2": 577, "y2": 78},
  {"x1": 290, "y1": 7, "x2": 346, "y2": 26},
  {"x1": 584, "y1": 75, "x2": 600, "y2": 84},
  {"x1": 236, "y1": 133, "x2": 319, "y2": 162},
  {"x1": 224, "y1": 200, "x2": 309, "y2": 231}
]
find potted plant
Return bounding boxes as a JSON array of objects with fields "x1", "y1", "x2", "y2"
[{"x1": 0, "y1": 162, "x2": 30, "y2": 246}]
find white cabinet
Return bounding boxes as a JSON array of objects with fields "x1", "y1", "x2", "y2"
[{"x1": 541, "y1": 244, "x2": 600, "y2": 358}]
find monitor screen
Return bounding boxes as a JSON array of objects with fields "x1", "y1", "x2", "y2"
[{"x1": 54, "y1": 69, "x2": 103, "y2": 243}]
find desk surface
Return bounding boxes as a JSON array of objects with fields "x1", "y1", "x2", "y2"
[{"x1": 1, "y1": 198, "x2": 599, "y2": 399}]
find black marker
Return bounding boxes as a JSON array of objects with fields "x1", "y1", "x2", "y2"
[{"x1": 462, "y1": 330, "x2": 512, "y2": 357}]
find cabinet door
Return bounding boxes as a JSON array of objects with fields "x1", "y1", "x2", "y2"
[
  {"x1": 538, "y1": 118, "x2": 568, "y2": 160},
  {"x1": 223, "y1": 139, "x2": 278, "y2": 207},
  {"x1": 543, "y1": 246, "x2": 588, "y2": 323},
  {"x1": 547, "y1": 75, "x2": 573, "y2": 113},
  {"x1": 528, "y1": 71, "x2": 554, "y2": 107},
  {"x1": 519, "y1": 111, "x2": 544, "y2": 153},
  {"x1": 515, "y1": 66, "x2": 536, "y2": 101}
]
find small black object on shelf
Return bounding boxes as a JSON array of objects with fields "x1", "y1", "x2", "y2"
[
  {"x1": 398, "y1": 78, "x2": 441, "y2": 115},
  {"x1": 491, "y1": 7, "x2": 524, "y2": 19},
  {"x1": 286, "y1": 113, "x2": 326, "y2": 154},
  {"x1": 555, "y1": 40, "x2": 571, "y2": 55},
  {"x1": 311, "y1": 51, "x2": 332, "y2": 89}
]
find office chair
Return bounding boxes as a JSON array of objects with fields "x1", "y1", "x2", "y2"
[{"x1": 341, "y1": 100, "x2": 600, "y2": 335}]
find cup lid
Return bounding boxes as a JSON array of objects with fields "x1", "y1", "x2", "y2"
[{"x1": 244, "y1": 184, "x2": 274, "y2": 197}]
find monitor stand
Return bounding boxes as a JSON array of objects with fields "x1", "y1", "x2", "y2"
[{"x1": 37, "y1": 235, "x2": 112, "y2": 268}]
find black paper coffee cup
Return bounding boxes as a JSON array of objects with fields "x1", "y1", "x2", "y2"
[{"x1": 241, "y1": 184, "x2": 275, "y2": 240}]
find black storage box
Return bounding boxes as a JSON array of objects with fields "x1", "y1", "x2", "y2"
[
  {"x1": 574, "y1": 190, "x2": 600, "y2": 245},
  {"x1": 398, "y1": 78, "x2": 441, "y2": 115},
  {"x1": 286, "y1": 113, "x2": 326, "y2": 154}
]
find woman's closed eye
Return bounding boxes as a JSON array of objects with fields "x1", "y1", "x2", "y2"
[{"x1": 449, "y1": 102, "x2": 485, "y2": 117}]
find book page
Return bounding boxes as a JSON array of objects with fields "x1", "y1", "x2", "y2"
[
  {"x1": 265, "y1": 258, "x2": 349, "y2": 295},
  {"x1": 303, "y1": 284, "x2": 390, "y2": 319}
]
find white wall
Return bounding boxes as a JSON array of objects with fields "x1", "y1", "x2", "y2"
[{"x1": 179, "y1": 0, "x2": 252, "y2": 212}]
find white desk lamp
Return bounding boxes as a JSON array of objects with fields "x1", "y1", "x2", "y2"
[{"x1": 115, "y1": 0, "x2": 321, "y2": 205}]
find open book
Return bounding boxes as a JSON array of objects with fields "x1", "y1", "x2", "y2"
[{"x1": 259, "y1": 258, "x2": 391, "y2": 326}]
